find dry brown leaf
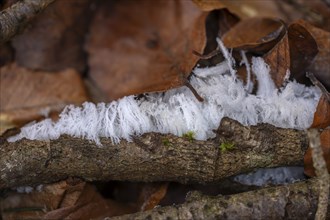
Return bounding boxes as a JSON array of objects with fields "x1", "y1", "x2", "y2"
[
  {"x1": 263, "y1": 33, "x2": 290, "y2": 88},
  {"x1": 221, "y1": 17, "x2": 286, "y2": 55},
  {"x1": 86, "y1": 0, "x2": 207, "y2": 100},
  {"x1": 0, "y1": 63, "x2": 88, "y2": 133},
  {"x1": 216, "y1": 9, "x2": 240, "y2": 38},
  {"x1": 195, "y1": 8, "x2": 239, "y2": 68},
  {"x1": 310, "y1": 95, "x2": 330, "y2": 129},
  {"x1": 288, "y1": 22, "x2": 318, "y2": 85},
  {"x1": 43, "y1": 183, "x2": 136, "y2": 219},
  {"x1": 1, "y1": 181, "x2": 136, "y2": 219},
  {"x1": 11, "y1": 0, "x2": 92, "y2": 72},
  {"x1": 192, "y1": 0, "x2": 283, "y2": 20},
  {"x1": 0, "y1": 181, "x2": 85, "y2": 220},
  {"x1": 304, "y1": 128, "x2": 330, "y2": 177},
  {"x1": 138, "y1": 182, "x2": 169, "y2": 211},
  {"x1": 293, "y1": 20, "x2": 330, "y2": 91},
  {"x1": 0, "y1": 43, "x2": 13, "y2": 67},
  {"x1": 277, "y1": 0, "x2": 330, "y2": 32},
  {"x1": 191, "y1": 0, "x2": 226, "y2": 12}
]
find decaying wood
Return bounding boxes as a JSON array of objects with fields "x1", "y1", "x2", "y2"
[
  {"x1": 307, "y1": 129, "x2": 329, "y2": 220},
  {"x1": 0, "y1": 0, "x2": 55, "y2": 42},
  {"x1": 110, "y1": 178, "x2": 327, "y2": 220},
  {"x1": 0, "y1": 118, "x2": 309, "y2": 189}
]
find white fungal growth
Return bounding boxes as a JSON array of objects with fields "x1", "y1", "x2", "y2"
[
  {"x1": 252, "y1": 57, "x2": 277, "y2": 97},
  {"x1": 240, "y1": 50, "x2": 253, "y2": 93},
  {"x1": 216, "y1": 38, "x2": 236, "y2": 77},
  {"x1": 8, "y1": 41, "x2": 321, "y2": 145}
]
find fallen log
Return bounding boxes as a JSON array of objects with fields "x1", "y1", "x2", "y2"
[
  {"x1": 0, "y1": 118, "x2": 308, "y2": 189},
  {"x1": 110, "y1": 178, "x2": 328, "y2": 220}
]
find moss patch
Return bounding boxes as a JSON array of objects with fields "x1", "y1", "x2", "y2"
[
  {"x1": 182, "y1": 131, "x2": 195, "y2": 142},
  {"x1": 162, "y1": 138, "x2": 171, "y2": 146},
  {"x1": 220, "y1": 142, "x2": 235, "y2": 152}
]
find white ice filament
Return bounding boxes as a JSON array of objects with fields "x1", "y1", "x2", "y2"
[{"x1": 8, "y1": 42, "x2": 321, "y2": 144}]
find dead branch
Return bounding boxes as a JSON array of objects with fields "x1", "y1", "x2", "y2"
[
  {"x1": 307, "y1": 129, "x2": 330, "y2": 220},
  {"x1": 0, "y1": 118, "x2": 309, "y2": 189},
  {"x1": 110, "y1": 178, "x2": 327, "y2": 220},
  {"x1": 0, "y1": 0, "x2": 55, "y2": 43}
]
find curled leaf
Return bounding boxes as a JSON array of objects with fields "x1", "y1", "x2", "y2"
[
  {"x1": 194, "y1": 9, "x2": 239, "y2": 68},
  {"x1": 263, "y1": 33, "x2": 290, "y2": 88},
  {"x1": 288, "y1": 22, "x2": 318, "y2": 85},
  {"x1": 310, "y1": 95, "x2": 330, "y2": 129},
  {"x1": 295, "y1": 20, "x2": 330, "y2": 91},
  {"x1": 221, "y1": 17, "x2": 286, "y2": 54}
]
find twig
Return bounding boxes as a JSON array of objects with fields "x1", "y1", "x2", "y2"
[
  {"x1": 307, "y1": 129, "x2": 329, "y2": 220},
  {"x1": 192, "y1": 49, "x2": 220, "y2": 60},
  {"x1": 0, "y1": 0, "x2": 55, "y2": 42},
  {"x1": 184, "y1": 80, "x2": 204, "y2": 102}
]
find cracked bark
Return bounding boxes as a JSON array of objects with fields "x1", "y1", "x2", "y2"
[
  {"x1": 0, "y1": 0, "x2": 55, "y2": 42},
  {"x1": 307, "y1": 129, "x2": 329, "y2": 220},
  {"x1": 0, "y1": 118, "x2": 309, "y2": 189},
  {"x1": 110, "y1": 178, "x2": 328, "y2": 220}
]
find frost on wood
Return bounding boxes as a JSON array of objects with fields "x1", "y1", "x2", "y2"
[{"x1": 8, "y1": 41, "x2": 321, "y2": 145}]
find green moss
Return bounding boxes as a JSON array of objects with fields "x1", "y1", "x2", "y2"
[
  {"x1": 162, "y1": 138, "x2": 171, "y2": 146},
  {"x1": 182, "y1": 131, "x2": 195, "y2": 142},
  {"x1": 220, "y1": 142, "x2": 235, "y2": 152}
]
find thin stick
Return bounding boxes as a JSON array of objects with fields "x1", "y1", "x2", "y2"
[
  {"x1": 0, "y1": 0, "x2": 56, "y2": 42},
  {"x1": 307, "y1": 129, "x2": 329, "y2": 220},
  {"x1": 192, "y1": 49, "x2": 220, "y2": 60},
  {"x1": 184, "y1": 80, "x2": 204, "y2": 102}
]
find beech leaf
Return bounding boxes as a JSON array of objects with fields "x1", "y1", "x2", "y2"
[
  {"x1": 295, "y1": 20, "x2": 330, "y2": 91},
  {"x1": 11, "y1": 0, "x2": 92, "y2": 72},
  {"x1": 288, "y1": 22, "x2": 318, "y2": 85},
  {"x1": 192, "y1": 0, "x2": 283, "y2": 20},
  {"x1": 310, "y1": 95, "x2": 330, "y2": 129},
  {"x1": 86, "y1": 0, "x2": 208, "y2": 100},
  {"x1": 138, "y1": 183, "x2": 169, "y2": 211},
  {"x1": 0, "y1": 63, "x2": 88, "y2": 133},
  {"x1": 221, "y1": 17, "x2": 286, "y2": 55},
  {"x1": 263, "y1": 33, "x2": 290, "y2": 88}
]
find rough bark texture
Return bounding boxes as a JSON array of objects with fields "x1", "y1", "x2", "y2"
[
  {"x1": 0, "y1": 0, "x2": 55, "y2": 42},
  {"x1": 307, "y1": 129, "x2": 329, "y2": 220},
  {"x1": 0, "y1": 118, "x2": 309, "y2": 189},
  {"x1": 110, "y1": 179, "x2": 326, "y2": 220}
]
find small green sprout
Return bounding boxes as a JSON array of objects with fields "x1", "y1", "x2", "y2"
[
  {"x1": 220, "y1": 142, "x2": 235, "y2": 152},
  {"x1": 182, "y1": 131, "x2": 195, "y2": 142},
  {"x1": 162, "y1": 138, "x2": 171, "y2": 146}
]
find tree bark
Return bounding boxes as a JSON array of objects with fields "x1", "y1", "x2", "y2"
[
  {"x1": 307, "y1": 129, "x2": 329, "y2": 220},
  {"x1": 0, "y1": 118, "x2": 309, "y2": 189},
  {"x1": 0, "y1": 0, "x2": 55, "y2": 42},
  {"x1": 110, "y1": 178, "x2": 328, "y2": 220}
]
